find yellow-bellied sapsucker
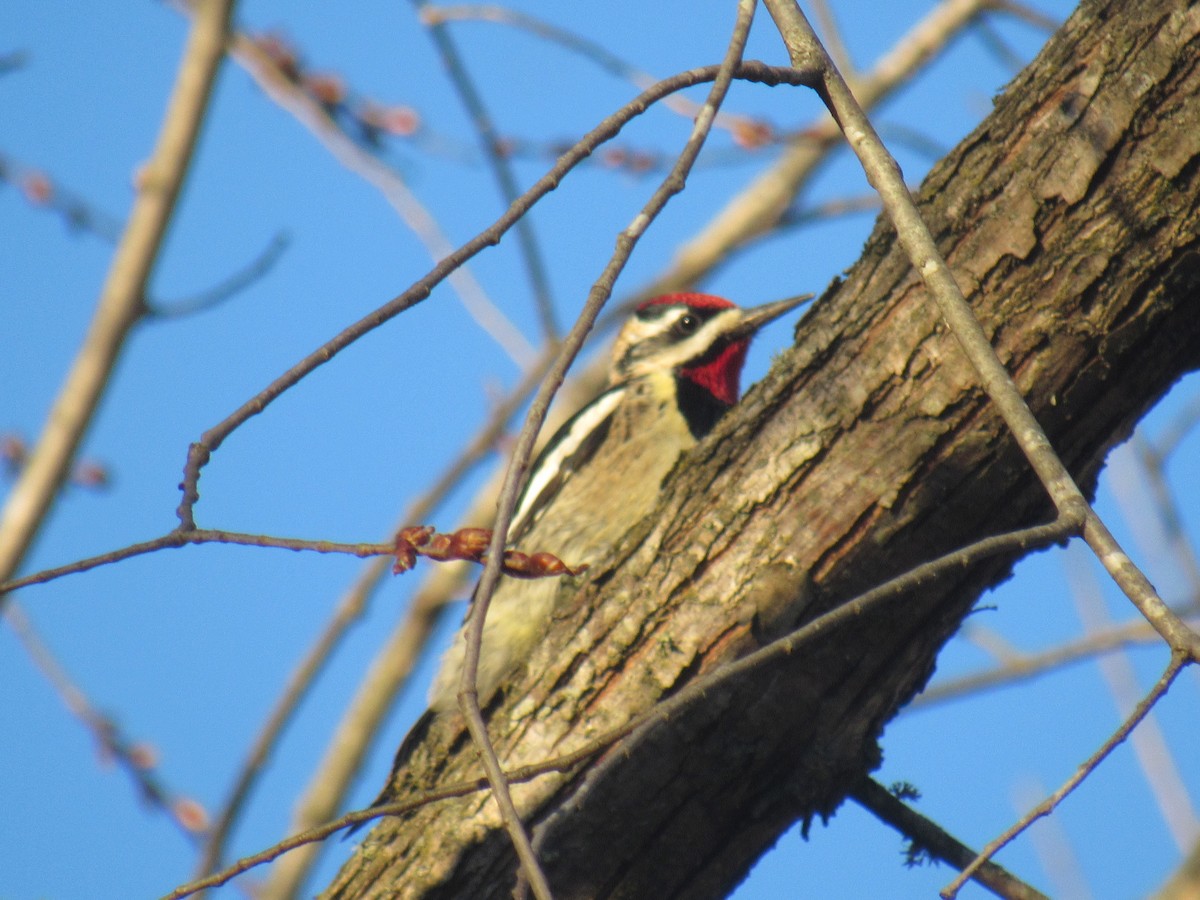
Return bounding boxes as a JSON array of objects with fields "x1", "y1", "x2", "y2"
[
  {"x1": 429, "y1": 291, "x2": 807, "y2": 712},
  {"x1": 354, "y1": 293, "x2": 805, "y2": 832}
]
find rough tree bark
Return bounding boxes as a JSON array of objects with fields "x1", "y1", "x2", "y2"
[{"x1": 324, "y1": 0, "x2": 1200, "y2": 896}]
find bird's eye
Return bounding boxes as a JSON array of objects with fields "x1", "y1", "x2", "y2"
[{"x1": 674, "y1": 313, "x2": 699, "y2": 337}]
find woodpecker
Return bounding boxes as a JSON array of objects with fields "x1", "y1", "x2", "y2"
[
  {"x1": 426, "y1": 291, "x2": 809, "y2": 713},
  {"x1": 348, "y1": 292, "x2": 807, "y2": 836}
]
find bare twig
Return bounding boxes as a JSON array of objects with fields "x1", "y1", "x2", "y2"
[
  {"x1": 0, "y1": 0, "x2": 236, "y2": 597},
  {"x1": 642, "y1": 0, "x2": 1055, "y2": 298},
  {"x1": 576, "y1": 520, "x2": 1078, "y2": 806},
  {"x1": 1, "y1": 152, "x2": 286, "y2": 319},
  {"x1": 424, "y1": 4, "x2": 772, "y2": 141},
  {"x1": 1135, "y1": 432, "x2": 1200, "y2": 597},
  {"x1": 912, "y1": 612, "x2": 1199, "y2": 708},
  {"x1": 1150, "y1": 393, "x2": 1200, "y2": 463},
  {"x1": 146, "y1": 231, "x2": 290, "y2": 319},
  {"x1": 984, "y1": 0, "x2": 1061, "y2": 32},
  {"x1": 852, "y1": 778, "x2": 1049, "y2": 900},
  {"x1": 941, "y1": 656, "x2": 1188, "y2": 898},
  {"x1": 1, "y1": 529, "x2": 393, "y2": 596},
  {"x1": 972, "y1": 16, "x2": 1028, "y2": 73},
  {"x1": 4, "y1": 57, "x2": 811, "y2": 893},
  {"x1": 1066, "y1": 550, "x2": 1199, "y2": 852},
  {"x1": 0, "y1": 151, "x2": 124, "y2": 241},
  {"x1": 166, "y1": 741, "x2": 592, "y2": 900},
  {"x1": 810, "y1": 0, "x2": 857, "y2": 84},
  {"x1": 411, "y1": 0, "x2": 559, "y2": 341},
  {"x1": 1010, "y1": 777, "x2": 1090, "y2": 900},
  {"x1": 778, "y1": 191, "x2": 882, "y2": 230}
]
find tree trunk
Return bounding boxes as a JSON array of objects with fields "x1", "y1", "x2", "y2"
[{"x1": 323, "y1": 0, "x2": 1200, "y2": 896}]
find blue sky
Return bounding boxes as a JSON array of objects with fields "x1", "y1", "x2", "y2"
[{"x1": 2, "y1": 2, "x2": 1197, "y2": 898}]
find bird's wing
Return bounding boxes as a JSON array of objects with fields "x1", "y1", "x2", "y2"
[{"x1": 508, "y1": 384, "x2": 625, "y2": 542}]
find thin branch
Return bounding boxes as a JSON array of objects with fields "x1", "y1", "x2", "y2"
[
  {"x1": 913, "y1": 414, "x2": 1200, "y2": 710},
  {"x1": 411, "y1": 0, "x2": 559, "y2": 341},
  {"x1": 166, "y1": 748, "x2": 587, "y2": 900},
  {"x1": 171, "y1": 720, "x2": 632, "y2": 899},
  {"x1": 0, "y1": 151, "x2": 124, "y2": 241},
  {"x1": 0, "y1": 0, "x2": 237, "y2": 597},
  {"x1": 259, "y1": 349, "x2": 621, "y2": 900},
  {"x1": 145, "y1": 231, "x2": 290, "y2": 319},
  {"x1": 940, "y1": 655, "x2": 1189, "y2": 898},
  {"x1": 574, "y1": 520, "x2": 1079, "y2": 810},
  {"x1": 1135, "y1": 432, "x2": 1200, "y2": 597},
  {"x1": 1079, "y1": 512, "x2": 1200, "y2": 657},
  {"x1": 765, "y1": 0, "x2": 1077, "y2": 515},
  {"x1": 10, "y1": 351, "x2": 558, "y2": 893},
  {"x1": 972, "y1": 16, "x2": 1029, "y2": 73},
  {"x1": 984, "y1": 0, "x2": 1061, "y2": 32},
  {"x1": 778, "y1": 190, "x2": 882, "y2": 229},
  {"x1": 424, "y1": 4, "x2": 772, "y2": 141},
  {"x1": 1066, "y1": 550, "x2": 1200, "y2": 852},
  {"x1": 912, "y1": 612, "x2": 1199, "y2": 708},
  {"x1": 1011, "y1": 777, "x2": 1090, "y2": 900},
  {"x1": 1, "y1": 151, "x2": 286, "y2": 319},
  {"x1": 852, "y1": 778, "x2": 1049, "y2": 900},
  {"x1": 0, "y1": 529, "x2": 393, "y2": 596},
  {"x1": 761, "y1": 0, "x2": 1200, "y2": 662},
  {"x1": 810, "y1": 0, "x2": 857, "y2": 84},
  {"x1": 633, "y1": 0, "x2": 1044, "y2": 296},
  {"x1": 1150, "y1": 392, "x2": 1200, "y2": 462}
]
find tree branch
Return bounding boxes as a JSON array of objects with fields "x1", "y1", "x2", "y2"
[{"x1": 0, "y1": 0, "x2": 236, "y2": 595}]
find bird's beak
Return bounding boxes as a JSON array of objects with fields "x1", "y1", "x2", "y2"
[{"x1": 728, "y1": 293, "x2": 813, "y2": 340}]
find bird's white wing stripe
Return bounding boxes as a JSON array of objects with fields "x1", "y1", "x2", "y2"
[{"x1": 511, "y1": 386, "x2": 627, "y2": 535}]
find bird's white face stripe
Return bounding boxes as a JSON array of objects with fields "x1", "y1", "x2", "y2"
[
  {"x1": 616, "y1": 306, "x2": 744, "y2": 379},
  {"x1": 511, "y1": 386, "x2": 627, "y2": 535}
]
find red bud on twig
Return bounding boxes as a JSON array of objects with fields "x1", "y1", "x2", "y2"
[{"x1": 391, "y1": 526, "x2": 587, "y2": 578}]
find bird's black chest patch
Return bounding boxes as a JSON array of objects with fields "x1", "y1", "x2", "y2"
[{"x1": 675, "y1": 375, "x2": 731, "y2": 439}]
